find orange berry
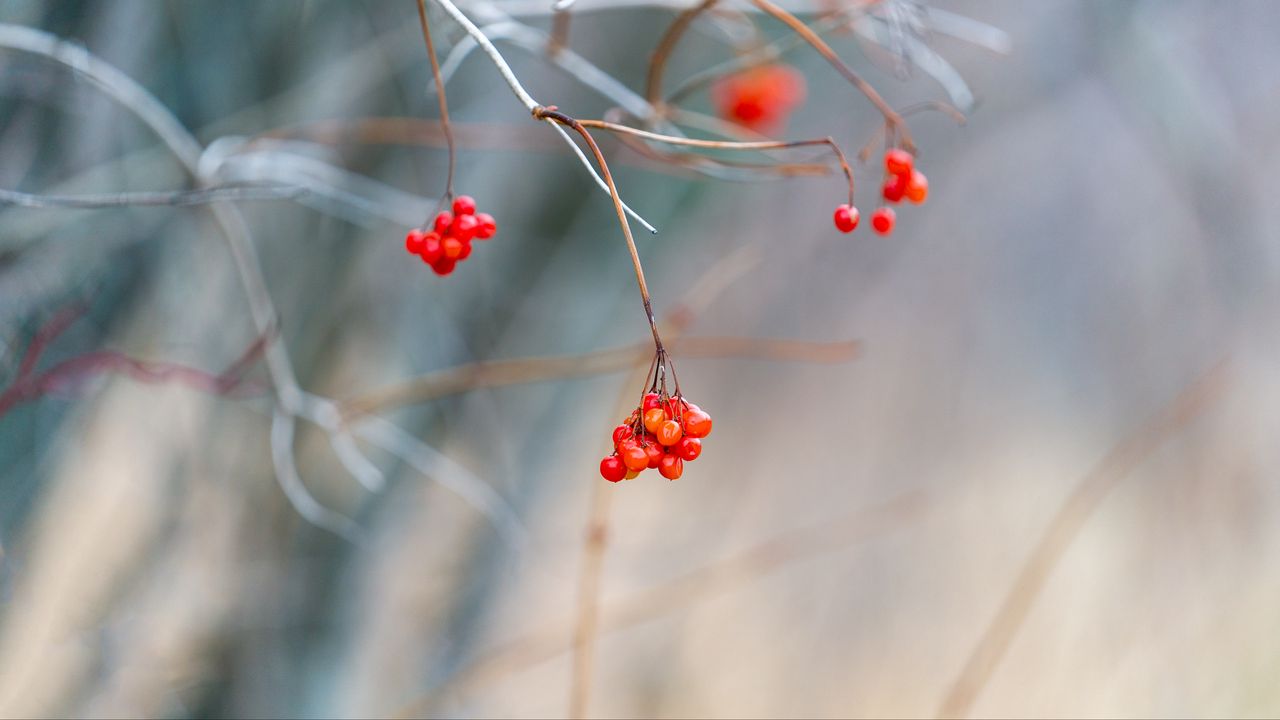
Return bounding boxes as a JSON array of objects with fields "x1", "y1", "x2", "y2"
[
  {"x1": 658, "y1": 453, "x2": 684, "y2": 480},
  {"x1": 682, "y1": 409, "x2": 712, "y2": 438},
  {"x1": 643, "y1": 407, "x2": 667, "y2": 434},
  {"x1": 905, "y1": 170, "x2": 928, "y2": 204},
  {"x1": 657, "y1": 419, "x2": 683, "y2": 446}
]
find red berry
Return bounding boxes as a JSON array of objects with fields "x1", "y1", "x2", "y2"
[
  {"x1": 643, "y1": 440, "x2": 664, "y2": 469},
  {"x1": 475, "y1": 212, "x2": 497, "y2": 239},
  {"x1": 905, "y1": 170, "x2": 928, "y2": 204},
  {"x1": 871, "y1": 207, "x2": 896, "y2": 235},
  {"x1": 452, "y1": 195, "x2": 476, "y2": 216},
  {"x1": 643, "y1": 407, "x2": 667, "y2": 434},
  {"x1": 441, "y1": 236, "x2": 464, "y2": 260},
  {"x1": 433, "y1": 257, "x2": 458, "y2": 275},
  {"x1": 451, "y1": 213, "x2": 479, "y2": 242},
  {"x1": 458, "y1": 239, "x2": 473, "y2": 260},
  {"x1": 882, "y1": 173, "x2": 907, "y2": 203},
  {"x1": 833, "y1": 204, "x2": 859, "y2": 233},
  {"x1": 405, "y1": 229, "x2": 426, "y2": 255},
  {"x1": 675, "y1": 437, "x2": 702, "y2": 461},
  {"x1": 612, "y1": 424, "x2": 633, "y2": 446},
  {"x1": 600, "y1": 455, "x2": 626, "y2": 482},
  {"x1": 620, "y1": 442, "x2": 649, "y2": 472},
  {"x1": 885, "y1": 148, "x2": 914, "y2": 177},
  {"x1": 420, "y1": 233, "x2": 443, "y2": 264},
  {"x1": 682, "y1": 409, "x2": 712, "y2": 438},
  {"x1": 433, "y1": 211, "x2": 453, "y2": 234},
  {"x1": 657, "y1": 419, "x2": 683, "y2": 446},
  {"x1": 658, "y1": 453, "x2": 684, "y2": 480},
  {"x1": 642, "y1": 393, "x2": 662, "y2": 412}
]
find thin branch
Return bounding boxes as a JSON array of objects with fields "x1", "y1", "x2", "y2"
[
  {"x1": 577, "y1": 117, "x2": 855, "y2": 204},
  {"x1": 396, "y1": 490, "x2": 929, "y2": 718},
  {"x1": 416, "y1": 0, "x2": 457, "y2": 207},
  {"x1": 936, "y1": 359, "x2": 1232, "y2": 719},
  {"x1": 533, "y1": 106, "x2": 665, "y2": 350},
  {"x1": 0, "y1": 183, "x2": 306, "y2": 209},
  {"x1": 343, "y1": 336, "x2": 856, "y2": 417},
  {"x1": 747, "y1": 0, "x2": 913, "y2": 151}
]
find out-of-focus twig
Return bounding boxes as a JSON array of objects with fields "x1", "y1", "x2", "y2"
[
  {"x1": 341, "y1": 336, "x2": 858, "y2": 417},
  {"x1": 0, "y1": 184, "x2": 305, "y2": 209},
  {"x1": 936, "y1": 358, "x2": 1232, "y2": 719},
  {"x1": 398, "y1": 489, "x2": 929, "y2": 718}
]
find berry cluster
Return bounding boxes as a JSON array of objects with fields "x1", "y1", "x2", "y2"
[
  {"x1": 599, "y1": 392, "x2": 713, "y2": 482},
  {"x1": 404, "y1": 195, "x2": 497, "y2": 275},
  {"x1": 712, "y1": 64, "x2": 806, "y2": 133},
  {"x1": 833, "y1": 148, "x2": 929, "y2": 237}
]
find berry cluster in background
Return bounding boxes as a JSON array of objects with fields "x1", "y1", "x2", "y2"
[
  {"x1": 712, "y1": 63, "x2": 806, "y2": 134},
  {"x1": 833, "y1": 148, "x2": 929, "y2": 237},
  {"x1": 600, "y1": 392, "x2": 713, "y2": 482},
  {"x1": 404, "y1": 195, "x2": 497, "y2": 275}
]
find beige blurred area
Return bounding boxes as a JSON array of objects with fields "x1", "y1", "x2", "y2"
[{"x1": 2, "y1": 0, "x2": 1279, "y2": 718}]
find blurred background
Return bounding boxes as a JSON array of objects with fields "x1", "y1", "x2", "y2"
[{"x1": 1, "y1": 0, "x2": 1279, "y2": 717}]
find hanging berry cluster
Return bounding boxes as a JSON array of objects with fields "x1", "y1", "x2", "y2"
[
  {"x1": 833, "y1": 148, "x2": 929, "y2": 237},
  {"x1": 404, "y1": 195, "x2": 497, "y2": 275},
  {"x1": 599, "y1": 391, "x2": 713, "y2": 482}
]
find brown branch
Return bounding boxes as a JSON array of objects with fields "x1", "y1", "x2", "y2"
[
  {"x1": 936, "y1": 358, "x2": 1232, "y2": 719},
  {"x1": 395, "y1": 489, "x2": 929, "y2": 718},
  {"x1": 416, "y1": 0, "x2": 456, "y2": 209},
  {"x1": 533, "y1": 106, "x2": 665, "y2": 352},
  {"x1": 340, "y1": 336, "x2": 858, "y2": 417},
  {"x1": 748, "y1": 0, "x2": 913, "y2": 152},
  {"x1": 578, "y1": 117, "x2": 855, "y2": 204},
  {"x1": 645, "y1": 0, "x2": 719, "y2": 108}
]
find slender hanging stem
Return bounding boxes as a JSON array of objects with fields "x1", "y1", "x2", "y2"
[
  {"x1": 533, "y1": 106, "x2": 665, "y2": 352},
  {"x1": 416, "y1": 0, "x2": 456, "y2": 209}
]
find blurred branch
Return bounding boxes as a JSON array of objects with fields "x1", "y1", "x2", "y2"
[
  {"x1": 0, "y1": 184, "x2": 306, "y2": 209},
  {"x1": 936, "y1": 358, "x2": 1232, "y2": 719},
  {"x1": 399, "y1": 489, "x2": 930, "y2": 717},
  {"x1": 341, "y1": 336, "x2": 858, "y2": 417},
  {"x1": 0, "y1": 22, "x2": 506, "y2": 544}
]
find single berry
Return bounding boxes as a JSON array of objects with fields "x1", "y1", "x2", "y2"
[
  {"x1": 441, "y1": 236, "x2": 464, "y2": 260},
  {"x1": 884, "y1": 148, "x2": 914, "y2": 177},
  {"x1": 620, "y1": 441, "x2": 649, "y2": 472},
  {"x1": 642, "y1": 393, "x2": 662, "y2": 412},
  {"x1": 871, "y1": 207, "x2": 896, "y2": 235},
  {"x1": 644, "y1": 440, "x2": 664, "y2": 469},
  {"x1": 643, "y1": 407, "x2": 667, "y2": 434},
  {"x1": 612, "y1": 425, "x2": 634, "y2": 446},
  {"x1": 433, "y1": 211, "x2": 453, "y2": 234},
  {"x1": 405, "y1": 229, "x2": 426, "y2": 255},
  {"x1": 600, "y1": 456, "x2": 626, "y2": 483},
  {"x1": 420, "y1": 233, "x2": 442, "y2": 264},
  {"x1": 432, "y1": 257, "x2": 458, "y2": 275},
  {"x1": 475, "y1": 213, "x2": 497, "y2": 240},
  {"x1": 834, "y1": 204, "x2": 859, "y2": 233},
  {"x1": 905, "y1": 170, "x2": 928, "y2": 204},
  {"x1": 882, "y1": 173, "x2": 907, "y2": 203},
  {"x1": 657, "y1": 419, "x2": 683, "y2": 446},
  {"x1": 452, "y1": 195, "x2": 476, "y2": 216},
  {"x1": 658, "y1": 453, "x2": 684, "y2": 480},
  {"x1": 451, "y1": 214, "x2": 479, "y2": 242},
  {"x1": 625, "y1": 468, "x2": 640, "y2": 480},
  {"x1": 682, "y1": 409, "x2": 712, "y2": 438},
  {"x1": 675, "y1": 437, "x2": 702, "y2": 461}
]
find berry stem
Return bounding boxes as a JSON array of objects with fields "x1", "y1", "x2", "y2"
[
  {"x1": 533, "y1": 106, "x2": 666, "y2": 353},
  {"x1": 575, "y1": 118, "x2": 855, "y2": 206},
  {"x1": 415, "y1": 0, "x2": 456, "y2": 211}
]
